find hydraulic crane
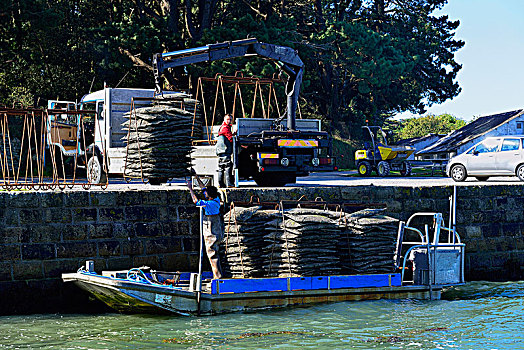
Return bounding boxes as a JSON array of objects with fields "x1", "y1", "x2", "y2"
[{"x1": 153, "y1": 38, "x2": 336, "y2": 187}]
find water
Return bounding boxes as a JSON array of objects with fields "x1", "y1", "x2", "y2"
[{"x1": 0, "y1": 281, "x2": 523, "y2": 349}]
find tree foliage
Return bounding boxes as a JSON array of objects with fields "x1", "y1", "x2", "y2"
[
  {"x1": 395, "y1": 113, "x2": 467, "y2": 140},
  {"x1": 0, "y1": 0, "x2": 464, "y2": 140}
]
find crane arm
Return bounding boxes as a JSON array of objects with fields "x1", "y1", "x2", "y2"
[{"x1": 152, "y1": 38, "x2": 303, "y2": 130}]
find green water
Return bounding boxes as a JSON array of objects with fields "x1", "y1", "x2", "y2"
[{"x1": 0, "y1": 281, "x2": 523, "y2": 349}]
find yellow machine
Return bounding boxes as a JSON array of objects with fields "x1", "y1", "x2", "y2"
[{"x1": 355, "y1": 126, "x2": 415, "y2": 177}]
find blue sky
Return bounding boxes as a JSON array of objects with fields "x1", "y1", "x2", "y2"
[{"x1": 396, "y1": 0, "x2": 524, "y2": 121}]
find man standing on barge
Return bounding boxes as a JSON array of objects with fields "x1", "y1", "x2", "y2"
[{"x1": 186, "y1": 181, "x2": 223, "y2": 280}]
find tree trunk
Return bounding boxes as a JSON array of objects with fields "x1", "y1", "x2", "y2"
[{"x1": 161, "y1": 0, "x2": 179, "y2": 33}]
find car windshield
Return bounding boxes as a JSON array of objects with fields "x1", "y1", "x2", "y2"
[{"x1": 474, "y1": 139, "x2": 499, "y2": 153}]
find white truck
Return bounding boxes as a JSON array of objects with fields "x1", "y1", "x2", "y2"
[{"x1": 48, "y1": 88, "x2": 177, "y2": 184}]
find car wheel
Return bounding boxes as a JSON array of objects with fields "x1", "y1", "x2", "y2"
[
  {"x1": 475, "y1": 176, "x2": 489, "y2": 181},
  {"x1": 450, "y1": 164, "x2": 467, "y2": 182},
  {"x1": 517, "y1": 164, "x2": 524, "y2": 181},
  {"x1": 357, "y1": 161, "x2": 371, "y2": 176},
  {"x1": 377, "y1": 161, "x2": 391, "y2": 177}
]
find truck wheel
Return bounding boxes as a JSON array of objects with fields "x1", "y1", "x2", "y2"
[
  {"x1": 377, "y1": 161, "x2": 390, "y2": 177},
  {"x1": 400, "y1": 161, "x2": 412, "y2": 176},
  {"x1": 357, "y1": 161, "x2": 371, "y2": 176},
  {"x1": 87, "y1": 156, "x2": 107, "y2": 184},
  {"x1": 148, "y1": 177, "x2": 168, "y2": 185}
]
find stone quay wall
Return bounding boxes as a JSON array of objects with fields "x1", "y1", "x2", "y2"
[{"x1": 0, "y1": 185, "x2": 523, "y2": 314}]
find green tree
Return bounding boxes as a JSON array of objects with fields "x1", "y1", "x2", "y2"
[
  {"x1": 396, "y1": 113, "x2": 467, "y2": 140},
  {"x1": 0, "y1": 0, "x2": 464, "y2": 144}
]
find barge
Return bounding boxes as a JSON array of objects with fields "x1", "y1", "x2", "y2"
[{"x1": 62, "y1": 191, "x2": 465, "y2": 316}]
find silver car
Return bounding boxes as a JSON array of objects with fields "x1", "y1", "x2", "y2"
[{"x1": 446, "y1": 136, "x2": 524, "y2": 182}]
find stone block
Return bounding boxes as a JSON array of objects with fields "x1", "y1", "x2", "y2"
[
  {"x1": 182, "y1": 237, "x2": 199, "y2": 252},
  {"x1": 162, "y1": 222, "x2": 179, "y2": 236},
  {"x1": 61, "y1": 224, "x2": 89, "y2": 241},
  {"x1": 481, "y1": 224, "x2": 501, "y2": 237},
  {"x1": 98, "y1": 240, "x2": 121, "y2": 257},
  {"x1": 99, "y1": 207, "x2": 125, "y2": 222},
  {"x1": 44, "y1": 208, "x2": 72, "y2": 223},
  {"x1": 125, "y1": 207, "x2": 158, "y2": 222},
  {"x1": 116, "y1": 191, "x2": 142, "y2": 206},
  {"x1": 105, "y1": 257, "x2": 133, "y2": 270},
  {"x1": 158, "y1": 207, "x2": 169, "y2": 222},
  {"x1": 392, "y1": 187, "x2": 413, "y2": 200},
  {"x1": 167, "y1": 189, "x2": 192, "y2": 205},
  {"x1": 8, "y1": 192, "x2": 40, "y2": 208},
  {"x1": 403, "y1": 198, "x2": 436, "y2": 213},
  {"x1": 0, "y1": 227, "x2": 19, "y2": 244},
  {"x1": 419, "y1": 186, "x2": 450, "y2": 200},
  {"x1": 89, "y1": 191, "x2": 117, "y2": 207},
  {"x1": 145, "y1": 237, "x2": 182, "y2": 254},
  {"x1": 5, "y1": 209, "x2": 19, "y2": 226},
  {"x1": 0, "y1": 262, "x2": 12, "y2": 281},
  {"x1": 505, "y1": 205, "x2": 524, "y2": 223},
  {"x1": 29, "y1": 225, "x2": 62, "y2": 242},
  {"x1": 178, "y1": 221, "x2": 191, "y2": 236},
  {"x1": 40, "y1": 192, "x2": 64, "y2": 208},
  {"x1": 134, "y1": 222, "x2": 162, "y2": 237},
  {"x1": 464, "y1": 239, "x2": 488, "y2": 253},
  {"x1": 132, "y1": 255, "x2": 159, "y2": 269},
  {"x1": 21, "y1": 243, "x2": 56, "y2": 260},
  {"x1": 12, "y1": 261, "x2": 43, "y2": 280},
  {"x1": 189, "y1": 218, "x2": 200, "y2": 236},
  {"x1": 162, "y1": 253, "x2": 190, "y2": 271},
  {"x1": 89, "y1": 224, "x2": 113, "y2": 239},
  {"x1": 113, "y1": 223, "x2": 136, "y2": 239},
  {"x1": 43, "y1": 259, "x2": 83, "y2": 278},
  {"x1": 371, "y1": 187, "x2": 395, "y2": 201},
  {"x1": 464, "y1": 226, "x2": 482, "y2": 239},
  {"x1": 304, "y1": 187, "x2": 342, "y2": 202},
  {"x1": 501, "y1": 223, "x2": 521, "y2": 237},
  {"x1": 56, "y1": 242, "x2": 97, "y2": 258},
  {"x1": 19, "y1": 209, "x2": 43, "y2": 224},
  {"x1": 64, "y1": 192, "x2": 90, "y2": 207},
  {"x1": 0, "y1": 245, "x2": 21, "y2": 260},
  {"x1": 142, "y1": 190, "x2": 168, "y2": 206},
  {"x1": 187, "y1": 253, "x2": 201, "y2": 271},
  {"x1": 467, "y1": 253, "x2": 492, "y2": 270},
  {"x1": 122, "y1": 239, "x2": 144, "y2": 256},
  {"x1": 491, "y1": 252, "x2": 511, "y2": 268},
  {"x1": 72, "y1": 208, "x2": 97, "y2": 223},
  {"x1": 340, "y1": 186, "x2": 373, "y2": 203},
  {"x1": 178, "y1": 206, "x2": 198, "y2": 221},
  {"x1": 17, "y1": 227, "x2": 31, "y2": 243}
]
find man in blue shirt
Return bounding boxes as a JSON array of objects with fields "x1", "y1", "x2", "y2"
[{"x1": 186, "y1": 180, "x2": 223, "y2": 279}]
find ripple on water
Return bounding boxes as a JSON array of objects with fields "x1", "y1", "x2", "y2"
[{"x1": 0, "y1": 281, "x2": 522, "y2": 349}]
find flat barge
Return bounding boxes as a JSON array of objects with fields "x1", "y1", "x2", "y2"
[{"x1": 63, "y1": 196, "x2": 465, "y2": 315}]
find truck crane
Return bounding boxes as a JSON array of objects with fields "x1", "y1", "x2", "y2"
[{"x1": 153, "y1": 38, "x2": 336, "y2": 187}]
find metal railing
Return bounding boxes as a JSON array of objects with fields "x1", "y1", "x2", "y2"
[{"x1": 0, "y1": 105, "x2": 108, "y2": 190}]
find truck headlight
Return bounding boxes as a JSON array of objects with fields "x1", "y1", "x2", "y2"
[
  {"x1": 281, "y1": 158, "x2": 290, "y2": 167},
  {"x1": 312, "y1": 157, "x2": 320, "y2": 166}
]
